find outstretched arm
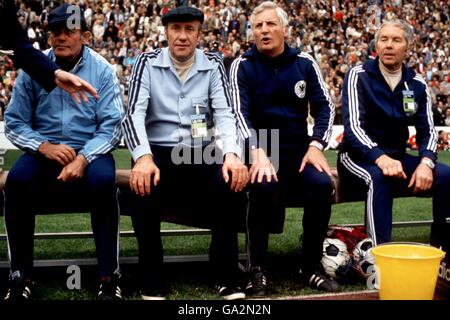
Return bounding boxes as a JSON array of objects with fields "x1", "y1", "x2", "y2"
[{"x1": 1, "y1": 0, "x2": 97, "y2": 102}]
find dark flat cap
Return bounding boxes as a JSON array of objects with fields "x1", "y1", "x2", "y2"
[
  {"x1": 48, "y1": 3, "x2": 88, "y2": 31},
  {"x1": 162, "y1": 6, "x2": 204, "y2": 26}
]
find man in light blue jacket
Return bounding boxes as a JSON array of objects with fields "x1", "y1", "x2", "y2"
[
  {"x1": 3, "y1": 4, "x2": 124, "y2": 302},
  {"x1": 122, "y1": 6, "x2": 248, "y2": 300}
]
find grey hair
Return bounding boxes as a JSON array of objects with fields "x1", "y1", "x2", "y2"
[
  {"x1": 374, "y1": 19, "x2": 414, "y2": 47},
  {"x1": 250, "y1": 1, "x2": 289, "y2": 28}
]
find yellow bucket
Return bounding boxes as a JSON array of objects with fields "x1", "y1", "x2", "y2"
[{"x1": 372, "y1": 242, "x2": 445, "y2": 300}]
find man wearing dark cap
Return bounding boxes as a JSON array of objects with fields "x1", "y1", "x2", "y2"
[
  {"x1": 0, "y1": 0, "x2": 97, "y2": 103},
  {"x1": 122, "y1": 6, "x2": 248, "y2": 300},
  {"x1": 3, "y1": 3, "x2": 124, "y2": 301}
]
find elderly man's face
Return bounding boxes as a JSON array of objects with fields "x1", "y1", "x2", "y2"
[
  {"x1": 165, "y1": 21, "x2": 201, "y2": 62},
  {"x1": 252, "y1": 8, "x2": 287, "y2": 58},
  {"x1": 50, "y1": 28, "x2": 88, "y2": 62},
  {"x1": 376, "y1": 25, "x2": 408, "y2": 71}
]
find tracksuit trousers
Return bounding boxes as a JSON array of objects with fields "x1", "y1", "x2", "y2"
[
  {"x1": 246, "y1": 149, "x2": 334, "y2": 276},
  {"x1": 129, "y1": 145, "x2": 244, "y2": 289},
  {"x1": 338, "y1": 152, "x2": 450, "y2": 245},
  {"x1": 4, "y1": 152, "x2": 120, "y2": 279}
]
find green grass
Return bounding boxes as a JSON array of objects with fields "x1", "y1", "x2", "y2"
[{"x1": 0, "y1": 149, "x2": 449, "y2": 299}]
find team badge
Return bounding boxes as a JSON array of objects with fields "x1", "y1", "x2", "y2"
[{"x1": 295, "y1": 80, "x2": 306, "y2": 98}]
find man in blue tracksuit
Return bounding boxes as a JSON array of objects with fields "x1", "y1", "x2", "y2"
[
  {"x1": 338, "y1": 19, "x2": 450, "y2": 247},
  {"x1": 3, "y1": 4, "x2": 124, "y2": 301},
  {"x1": 230, "y1": 2, "x2": 337, "y2": 296},
  {"x1": 121, "y1": 6, "x2": 248, "y2": 301}
]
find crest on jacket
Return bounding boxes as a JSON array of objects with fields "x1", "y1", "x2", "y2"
[{"x1": 295, "y1": 80, "x2": 306, "y2": 98}]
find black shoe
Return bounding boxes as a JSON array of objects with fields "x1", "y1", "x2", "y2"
[
  {"x1": 97, "y1": 275, "x2": 123, "y2": 300},
  {"x1": 245, "y1": 267, "x2": 269, "y2": 297},
  {"x1": 303, "y1": 269, "x2": 340, "y2": 292},
  {"x1": 139, "y1": 277, "x2": 167, "y2": 300},
  {"x1": 140, "y1": 284, "x2": 167, "y2": 300},
  {"x1": 4, "y1": 276, "x2": 32, "y2": 302},
  {"x1": 216, "y1": 285, "x2": 246, "y2": 300}
]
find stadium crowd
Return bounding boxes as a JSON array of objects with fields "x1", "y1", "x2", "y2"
[{"x1": 0, "y1": 0, "x2": 449, "y2": 124}]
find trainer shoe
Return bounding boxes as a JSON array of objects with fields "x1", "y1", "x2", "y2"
[
  {"x1": 140, "y1": 284, "x2": 167, "y2": 300},
  {"x1": 4, "y1": 275, "x2": 32, "y2": 302},
  {"x1": 303, "y1": 269, "x2": 339, "y2": 292},
  {"x1": 97, "y1": 275, "x2": 123, "y2": 300},
  {"x1": 245, "y1": 267, "x2": 269, "y2": 297},
  {"x1": 216, "y1": 285, "x2": 246, "y2": 300}
]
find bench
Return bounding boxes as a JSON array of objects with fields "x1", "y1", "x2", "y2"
[
  {"x1": 0, "y1": 169, "x2": 249, "y2": 267},
  {"x1": 0, "y1": 168, "x2": 432, "y2": 268}
]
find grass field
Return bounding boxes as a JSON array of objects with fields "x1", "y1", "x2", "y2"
[{"x1": 0, "y1": 149, "x2": 448, "y2": 300}]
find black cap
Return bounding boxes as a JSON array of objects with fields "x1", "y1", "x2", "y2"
[
  {"x1": 47, "y1": 3, "x2": 88, "y2": 31},
  {"x1": 162, "y1": 6, "x2": 204, "y2": 26}
]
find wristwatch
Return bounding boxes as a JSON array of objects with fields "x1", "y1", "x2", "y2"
[
  {"x1": 309, "y1": 140, "x2": 324, "y2": 151},
  {"x1": 420, "y1": 158, "x2": 435, "y2": 170}
]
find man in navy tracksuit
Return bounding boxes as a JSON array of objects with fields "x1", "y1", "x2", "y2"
[
  {"x1": 338, "y1": 19, "x2": 450, "y2": 247},
  {"x1": 230, "y1": 2, "x2": 337, "y2": 296}
]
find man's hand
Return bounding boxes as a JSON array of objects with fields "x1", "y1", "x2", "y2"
[
  {"x1": 408, "y1": 159, "x2": 434, "y2": 193},
  {"x1": 38, "y1": 141, "x2": 76, "y2": 166},
  {"x1": 54, "y1": 69, "x2": 99, "y2": 104},
  {"x1": 249, "y1": 148, "x2": 278, "y2": 183},
  {"x1": 130, "y1": 154, "x2": 160, "y2": 196},
  {"x1": 57, "y1": 155, "x2": 88, "y2": 182},
  {"x1": 222, "y1": 153, "x2": 249, "y2": 192},
  {"x1": 375, "y1": 154, "x2": 407, "y2": 179},
  {"x1": 299, "y1": 145, "x2": 333, "y2": 176}
]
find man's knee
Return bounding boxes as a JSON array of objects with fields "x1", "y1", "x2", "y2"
[
  {"x1": 434, "y1": 163, "x2": 450, "y2": 189},
  {"x1": 85, "y1": 156, "x2": 116, "y2": 190},
  {"x1": 307, "y1": 171, "x2": 333, "y2": 196},
  {"x1": 5, "y1": 163, "x2": 40, "y2": 194},
  {"x1": 249, "y1": 178, "x2": 278, "y2": 195},
  {"x1": 5, "y1": 170, "x2": 35, "y2": 192},
  {"x1": 88, "y1": 169, "x2": 116, "y2": 189}
]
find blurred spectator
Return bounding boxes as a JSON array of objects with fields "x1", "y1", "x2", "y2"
[
  {"x1": 123, "y1": 49, "x2": 137, "y2": 67},
  {"x1": 444, "y1": 108, "x2": 450, "y2": 127},
  {"x1": 437, "y1": 130, "x2": 449, "y2": 151},
  {"x1": 330, "y1": 86, "x2": 342, "y2": 124},
  {"x1": 0, "y1": 82, "x2": 9, "y2": 120},
  {"x1": 104, "y1": 20, "x2": 119, "y2": 43}
]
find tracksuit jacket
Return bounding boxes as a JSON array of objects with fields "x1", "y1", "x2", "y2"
[
  {"x1": 121, "y1": 48, "x2": 240, "y2": 161},
  {"x1": 4, "y1": 46, "x2": 124, "y2": 163},
  {"x1": 229, "y1": 44, "x2": 334, "y2": 152},
  {"x1": 340, "y1": 58, "x2": 437, "y2": 162}
]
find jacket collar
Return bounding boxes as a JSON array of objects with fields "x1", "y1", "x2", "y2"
[
  {"x1": 363, "y1": 57, "x2": 416, "y2": 82},
  {"x1": 243, "y1": 43, "x2": 299, "y2": 59},
  {"x1": 153, "y1": 47, "x2": 215, "y2": 72},
  {"x1": 47, "y1": 45, "x2": 88, "y2": 73}
]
